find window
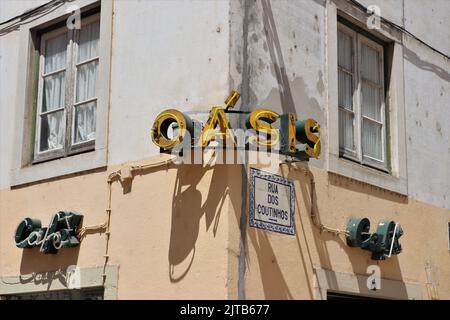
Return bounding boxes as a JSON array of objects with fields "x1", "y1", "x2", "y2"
[
  {"x1": 34, "y1": 14, "x2": 100, "y2": 162},
  {"x1": 327, "y1": 5, "x2": 407, "y2": 195},
  {"x1": 337, "y1": 23, "x2": 387, "y2": 171},
  {"x1": 11, "y1": 2, "x2": 112, "y2": 186}
]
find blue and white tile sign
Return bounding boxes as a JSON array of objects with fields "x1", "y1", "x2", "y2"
[{"x1": 249, "y1": 168, "x2": 295, "y2": 235}]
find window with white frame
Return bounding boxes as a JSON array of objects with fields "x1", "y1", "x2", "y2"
[
  {"x1": 35, "y1": 14, "x2": 100, "y2": 162},
  {"x1": 337, "y1": 22, "x2": 387, "y2": 170}
]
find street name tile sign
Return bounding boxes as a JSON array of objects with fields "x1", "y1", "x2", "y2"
[{"x1": 249, "y1": 168, "x2": 295, "y2": 235}]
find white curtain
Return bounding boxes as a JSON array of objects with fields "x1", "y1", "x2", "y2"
[
  {"x1": 338, "y1": 31, "x2": 352, "y2": 71},
  {"x1": 44, "y1": 33, "x2": 67, "y2": 73},
  {"x1": 43, "y1": 73, "x2": 65, "y2": 112},
  {"x1": 362, "y1": 119, "x2": 382, "y2": 160},
  {"x1": 361, "y1": 44, "x2": 380, "y2": 84},
  {"x1": 74, "y1": 101, "x2": 96, "y2": 143},
  {"x1": 40, "y1": 33, "x2": 67, "y2": 151},
  {"x1": 78, "y1": 21, "x2": 99, "y2": 63},
  {"x1": 74, "y1": 21, "x2": 99, "y2": 143},
  {"x1": 338, "y1": 30, "x2": 355, "y2": 151},
  {"x1": 339, "y1": 109, "x2": 354, "y2": 151},
  {"x1": 338, "y1": 70, "x2": 353, "y2": 110},
  {"x1": 76, "y1": 61, "x2": 98, "y2": 102},
  {"x1": 362, "y1": 83, "x2": 380, "y2": 120},
  {"x1": 40, "y1": 112, "x2": 64, "y2": 152},
  {"x1": 361, "y1": 44, "x2": 382, "y2": 160}
]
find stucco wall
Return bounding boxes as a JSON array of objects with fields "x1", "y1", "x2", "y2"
[
  {"x1": 403, "y1": 36, "x2": 450, "y2": 209},
  {"x1": 0, "y1": 0, "x2": 49, "y2": 22},
  {"x1": 358, "y1": 0, "x2": 450, "y2": 56},
  {"x1": 2, "y1": 1, "x2": 448, "y2": 203},
  {"x1": 0, "y1": 0, "x2": 231, "y2": 188},
  {"x1": 229, "y1": 0, "x2": 450, "y2": 209},
  {"x1": 0, "y1": 156, "x2": 241, "y2": 299},
  {"x1": 1, "y1": 0, "x2": 449, "y2": 300},
  {"x1": 0, "y1": 20, "x2": 21, "y2": 189},
  {"x1": 240, "y1": 162, "x2": 450, "y2": 299},
  {"x1": 357, "y1": 0, "x2": 404, "y2": 27},
  {"x1": 108, "y1": 0, "x2": 231, "y2": 165}
]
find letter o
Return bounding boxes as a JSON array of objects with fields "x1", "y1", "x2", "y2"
[{"x1": 151, "y1": 109, "x2": 191, "y2": 150}]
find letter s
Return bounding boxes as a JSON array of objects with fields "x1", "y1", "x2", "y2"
[{"x1": 296, "y1": 119, "x2": 321, "y2": 158}]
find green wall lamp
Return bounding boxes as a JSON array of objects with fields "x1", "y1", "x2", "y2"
[{"x1": 346, "y1": 217, "x2": 403, "y2": 260}]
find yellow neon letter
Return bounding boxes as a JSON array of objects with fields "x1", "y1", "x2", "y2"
[
  {"x1": 247, "y1": 108, "x2": 280, "y2": 147},
  {"x1": 151, "y1": 109, "x2": 188, "y2": 150},
  {"x1": 201, "y1": 107, "x2": 235, "y2": 147},
  {"x1": 298, "y1": 118, "x2": 321, "y2": 158}
]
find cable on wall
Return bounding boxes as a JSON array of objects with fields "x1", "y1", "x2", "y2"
[
  {"x1": 0, "y1": 0, "x2": 64, "y2": 26},
  {"x1": 280, "y1": 161, "x2": 349, "y2": 237},
  {"x1": 0, "y1": 0, "x2": 68, "y2": 35},
  {"x1": 76, "y1": 155, "x2": 176, "y2": 285},
  {"x1": 348, "y1": 0, "x2": 450, "y2": 61}
]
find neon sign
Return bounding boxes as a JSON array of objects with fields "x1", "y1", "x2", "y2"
[
  {"x1": 150, "y1": 91, "x2": 321, "y2": 160},
  {"x1": 14, "y1": 211, "x2": 83, "y2": 254}
]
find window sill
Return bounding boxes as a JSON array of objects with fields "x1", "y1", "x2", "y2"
[
  {"x1": 10, "y1": 148, "x2": 106, "y2": 187},
  {"x1": 339, "y1": 152, "x2": 389, "y2": 174},
  {"x1": 328, "y1": 153, "x2": 407, "y2": 195}
]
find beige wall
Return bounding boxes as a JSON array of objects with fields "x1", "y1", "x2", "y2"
[
  {"x1": 0, "y1": 155, "x2": 240, "y2": 299},
  {"x1": 1, "y1": 154, "x2": 449, "y2": 299},
  {"x1": 240, "y1": 162, "x2": 450, "y2": 299},
  {"x1": 1, "y1": 0, "x2": 449, "y2": 300}
]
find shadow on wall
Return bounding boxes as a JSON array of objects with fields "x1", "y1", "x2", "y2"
[
  {"x1": 228, "y1": 0, "x2": 320, "y2": 299},
  {"x1": 0, "y1": 1, "x2": 66, "y2": 36},
  {"x1": 168, "y1": 164, "x2": 229, "y2": 283},
  {"x1": 328, "y1": 172, "x2": 409, "y2": 204},
  {"x1": 19, "y1": 246, "x2": 80, "y2": 290},
  {"x1": 235, "y1": 0, "x2": 315, "y2": 299},
  {"x1": 226, "y1": 163, "x2": 296, "y2": 299},
  {"x1": 292, "y1": 165, "x2": 408, "y2": 299},
  {"x1": 258, "y1": 0, "x2": 325, "y2": 168},
  {"x1": 261, "y1": 0, "x2": 296, "y2": 115},
  {"x1": 403, "y1": 46, "x2": 450, "y2": 83},
  {"x1": 236, "y1": 0, "x2": 408, "y2": 299},
  {"x1": 227, "y1": 161, "x2": 409, "y2": 299},
  {"x1": 246, "y1": 225, "x2": 294, "y2": 299}
]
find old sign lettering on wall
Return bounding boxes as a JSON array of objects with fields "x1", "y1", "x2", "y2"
[
  {"x1": 14, "y1": 211, "x2": 83, "y2": 254},
  {"x1": 249, "y1": 168, "x2": 295, "y2": 235}
]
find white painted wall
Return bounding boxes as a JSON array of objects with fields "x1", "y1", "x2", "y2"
[
  {"x1": 403, "y1": 36, "x2": 450, "y2": 209},
  {"x1": 357, "y1": 0, "x2": 450, "y2": 55},
  {"x1": 358, "y1": 0, "x2": 404, "y2": 27},
  {"x1": 404, "y1": 0, "x2": 450, "y2": 56},
  {"x1": 0, "y1": 0, "x2": 49, "y2": 22},
  {"x1": 228, "y1": 0, "x2": 450, "y2": 209},
  {"x1": 0, "y1": 24, "x2": 21, "y2": 188},
  {"x1": 108, "y1": 0, "x2": 230, "y2": 165},
  {"x1": 0, "y1": 0, "x2": 449, "y2": 209}
]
